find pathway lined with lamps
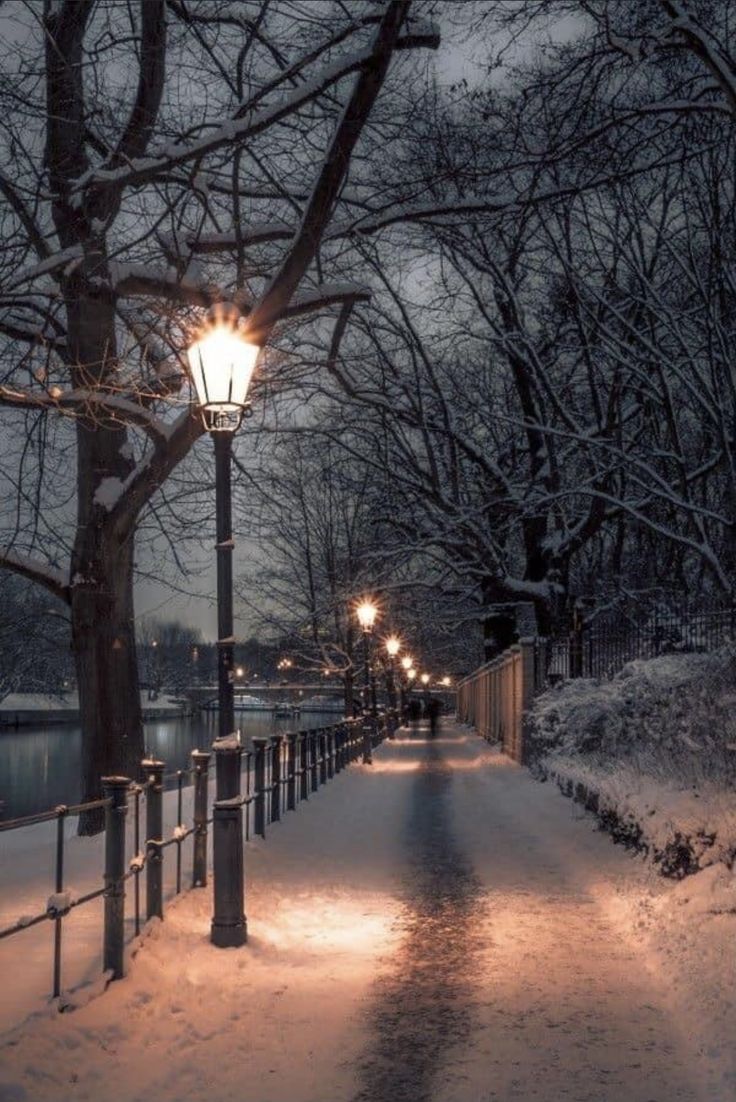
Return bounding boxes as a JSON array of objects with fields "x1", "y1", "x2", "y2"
[{"x1": 0, "y1": 721, "x2": 710, "y2": 1101}]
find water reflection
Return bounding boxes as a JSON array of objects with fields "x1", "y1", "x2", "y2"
[{"x1": 0, "y1": 710, "x2": 338, "y2": 820}]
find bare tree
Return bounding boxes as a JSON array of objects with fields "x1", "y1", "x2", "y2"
[{"x1": 0, "y1": 0, "x2": 438, "y2": 826}]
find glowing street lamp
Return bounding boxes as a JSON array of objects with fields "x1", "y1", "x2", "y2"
[
  {"x1": 383, "y1": 636, "x2": 401, "y2": 731},
  {"x1": 187, "y1": 309, "x2": 260, "y2": 434},
  {"x1": 355, "y1": 598, "x2": 379, "y2": 762},
  {"x1": 186, "y1": 304, "x2": 261, "y2": 950},
  {"x1": 420, "y1": 673, "x2": 430, "y2": 686},
  {"x1": 441, "y1": 676, "x2": 452, "y2": 687},
  {"x1": 401, "y1": 654, "x2": 413, "y2": 671},
  {"x1": 356, "y1": 600, "x2": 378, "y2": 633}
]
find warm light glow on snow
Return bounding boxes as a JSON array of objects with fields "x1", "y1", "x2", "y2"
[{"x1": 254, "y1": 892, "x2": 402, "y2": 964}]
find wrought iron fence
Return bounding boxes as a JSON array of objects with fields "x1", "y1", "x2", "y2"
[
  {"x1": 545, "y1": 601, "x2": 736, "y2": 682},
  {"x1": 0, "y1": 717, "x2": 368, "y2": 1012}
]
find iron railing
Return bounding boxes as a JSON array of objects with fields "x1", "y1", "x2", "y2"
[
  {"x1": 546, "y1": 601, "x2": 736, "y2": 682},
  {"x1": 0, "y1": 717, "x2": 369, "y2": 1011}
]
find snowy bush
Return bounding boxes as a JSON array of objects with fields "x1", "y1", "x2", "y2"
[
  {"x1": 529, "y1": 646, "x2": 736, "y2": 784},
  {"x1": 527, "y1": 647, "x2": 736, "y2": 875}
]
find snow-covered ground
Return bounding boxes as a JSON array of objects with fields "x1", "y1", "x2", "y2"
[{"x1": 1, "y1": 725, "x2": 734, "y2": 1101}]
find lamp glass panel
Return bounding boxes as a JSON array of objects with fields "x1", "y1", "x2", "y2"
[{"x1": 188, "y1": 330, "x2": 260, "y2": 411}]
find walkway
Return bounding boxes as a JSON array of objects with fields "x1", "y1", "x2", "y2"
[{"x1": 0, "y1": 725, "x2": 715, "y2": 1102}]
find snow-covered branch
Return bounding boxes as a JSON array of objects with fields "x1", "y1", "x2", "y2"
[{"x1": 0, "y1": 551, "x2": 70, "y2": 603}]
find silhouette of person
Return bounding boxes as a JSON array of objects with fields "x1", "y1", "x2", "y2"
[{"x1": 426, "y1": 696, "x2": 442, "y2": 736}]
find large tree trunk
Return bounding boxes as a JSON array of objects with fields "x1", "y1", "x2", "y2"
[
  {"x1": 71, "y1": 529, "x2": 143, "y2": 834},
  {"x1": 67, "y1": 286, "x2": 144, "y2": 834},
  {"x1": 481, "y1": 577, "x2": 518, "y2": 662}
]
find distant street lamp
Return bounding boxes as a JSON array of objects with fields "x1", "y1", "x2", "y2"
[
  {"x1": 187, "y1": 304, "x2": 261, "y2": 949},
  {"x1": 398, "y1": 653, "x2": 413, "y2": 722},
  {"x1": 355, "y1": 599, "x2": 378, "y2": 763},
  {"x1": 383, "y1": 635, "x2": 400, "y2": 734},
  {"x1": 420, "y1": 672, "x2": 430, "y2": 686}
]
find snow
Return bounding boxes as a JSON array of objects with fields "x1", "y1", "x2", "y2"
[
  {"x1": 528, "y1": 647, "x2": 736, "y2": 872},
  {"x1": 93, "y1": 476, "x2": 124, "y2": 510},
  {"x1": 46, "y1": 891, "x2": 74, "y2": 916},
  {"x1": 72, "y1": 47, "x2": 375, "y2": 198},
  {"x1": 0, "y1": 725, "x2": 734, "y2": 1100}
]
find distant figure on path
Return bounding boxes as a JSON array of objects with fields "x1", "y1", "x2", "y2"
[
  {"x1": 426, "y1": 696, "x2": 442, "y2": 736},
  {"x1": 407, "y1": 697, "x2": 421, "y2": 731}
]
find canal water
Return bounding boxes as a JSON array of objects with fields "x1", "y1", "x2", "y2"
[{"x1": 0, "y1": 710, "x2": 339, "y2": 821}]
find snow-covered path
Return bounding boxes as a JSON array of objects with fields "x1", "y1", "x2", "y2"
[
  {"x1": 0, "y1": 726, "x2": 729, "y2": 1101},
  {"x1": 354, "y1": 732, "x2": 704, "y2": 1102}
]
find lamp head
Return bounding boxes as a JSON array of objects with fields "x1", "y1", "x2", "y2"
[
  {"x1": 356, "y1": 599, "x2": 378, "y2": 632},
  {"x1": 187, "y1": 304, "x2": 260, "y2": 432}
]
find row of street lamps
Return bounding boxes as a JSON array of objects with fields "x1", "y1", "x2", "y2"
[
  {"x1": 182, "y1": 307, "x2": 451, "y2": 948},
  {"x1": 354, "y1": 596, "x2": 450, "y2": 733}
]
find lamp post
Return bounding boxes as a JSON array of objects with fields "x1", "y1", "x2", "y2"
[
  {"x1": 384, "y1": 635, "x2": 400, "y2": 737},
  {"x1": 187, "y1": 305, "x2": 260, "y2": 948},
  {"x1": 356, "y1": 599, "x2": 378, "y2": 763},
  {"x1": 399, "y1": 653, "x2": 413, "y2": 724}
]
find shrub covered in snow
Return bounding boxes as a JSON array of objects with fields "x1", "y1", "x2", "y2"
[
  {"x1": 527, "y1": 646, "x2": 736, "y2": 875},
  {"x1": 529, "y1": 646, "x2": 736, "y2": 784}
]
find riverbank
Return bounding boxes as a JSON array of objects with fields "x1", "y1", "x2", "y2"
[{"x1": 0, "y1": 692, "x2": 189, "y2": 729}]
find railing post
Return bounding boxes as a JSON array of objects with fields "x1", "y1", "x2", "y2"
[
  {"x1": 327, "y1": 727, "x2": 335, "y2": 779},
  {"x1": 142, "y1": 759, "x2": 164, "y2": 921},
  {"x1": 286, "y1": 732, "x2": 298, "y2": 810},
  {"x1": 102, "y1": 776, "x2": 129, "y2": 979},
  {"x1": 319, "y1": 729, "x2": 328, "y2": 785},
  {"x1": 569, "y1": 607, "x2": 584, "y2": 678},
  {"x1": 334, "y1": 725, "x2": 343, "y2": 773},
  {"x1": 362, "y1": 717, "x2": 373, "y2": 765},
  {"x1": 310, "y1": 730, "x2": 319, "y2": 791},
  {"x1": 519, "y1": 637, "x2": 537, "y2": 765},
  {"x1": 252, "y1": 737, "x2": 267, "y2": 838},
  {"x1": 270, "y1": 735, "x2": 283, "y2": 823},
  {"x1": 52, "y1": 804, "x2": 67, "y2": 998},
  {"x1": 300, "y1": 732, "x2": 309, "y2": 800},
  {"x1": 191, "y1": 750, "x2": 210, "y2": 888},
  {"x1": 211, "y1": 738, "x2": 246, "y2": 948}
]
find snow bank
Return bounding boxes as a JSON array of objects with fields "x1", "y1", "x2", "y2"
[{"x1": 528, "y1": 647, "x2": 736, "y2": 874}]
